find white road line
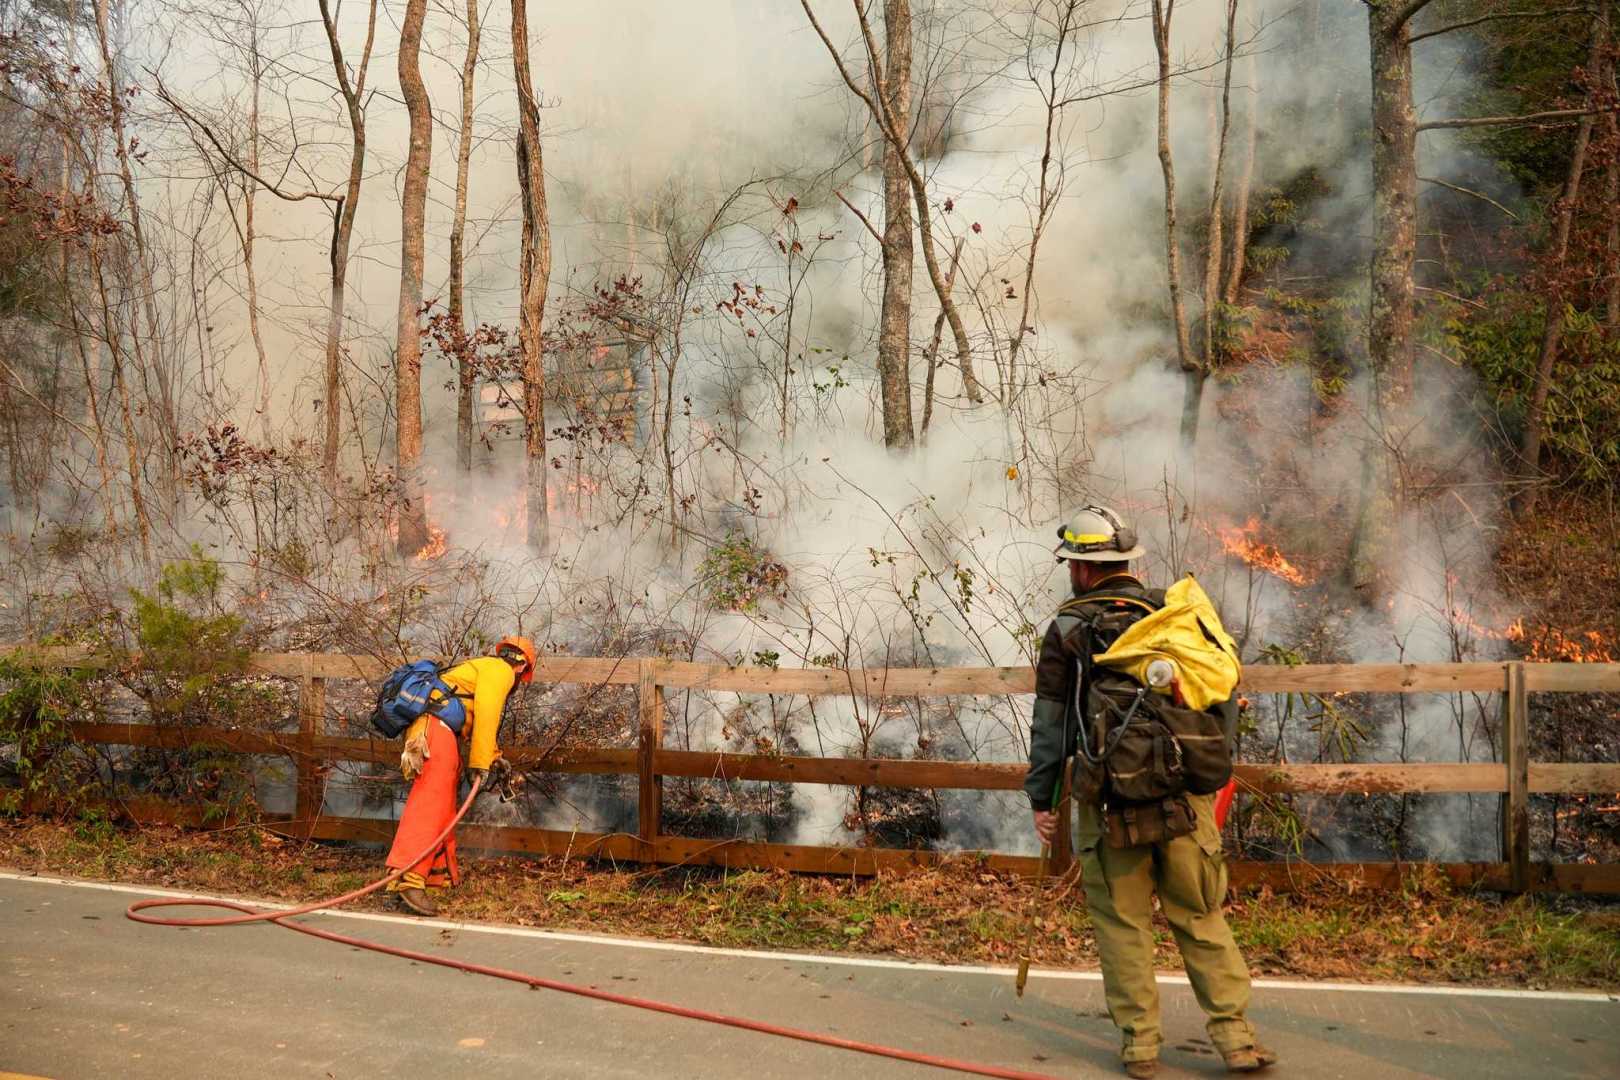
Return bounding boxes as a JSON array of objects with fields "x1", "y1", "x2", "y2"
[{"x1": 3, "y1": 869, "x2": 1616, "y2": 1005}]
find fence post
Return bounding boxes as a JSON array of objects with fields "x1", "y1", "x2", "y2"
[
  {"x1": 637, "y1": 659, "x2": 664, "y2": 858},
  {"x1": 295, "y1": 655, "x2": 325, "y2": 841},
  {"x1": 1504, "y1": 660, "x2": 1529, "y2": 893}
]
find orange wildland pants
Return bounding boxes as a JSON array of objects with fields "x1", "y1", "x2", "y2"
[{"x1": 386, "y1": 717, "x2": 462, "y2": 888}]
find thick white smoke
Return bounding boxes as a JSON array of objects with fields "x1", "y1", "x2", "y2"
[{"x1": 12, "y1": 1, "x2": 1524, "y2": 859}]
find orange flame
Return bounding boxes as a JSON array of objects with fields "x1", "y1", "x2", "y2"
[
  {"x1": 414, "y1": 525, "x2": 447, "y2": 561},
  {"x1": 1213, "y1": 517, "x2": 1314, "y2": 586},
  {"x1": 1447, "y1": 612, "x2": 1614, "y2": 663},
  {"x1": 1509, "y1": 621, "x2": 1614, "y2": 663}
]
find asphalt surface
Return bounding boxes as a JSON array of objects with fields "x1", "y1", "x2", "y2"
[{"x1": 1, "y1": 872, "x2": 1616, "y2": 1079}]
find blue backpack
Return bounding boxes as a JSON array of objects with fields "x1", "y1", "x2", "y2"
[{"x1": 369, "y1": 660, "x2": 469, "y2": 738}]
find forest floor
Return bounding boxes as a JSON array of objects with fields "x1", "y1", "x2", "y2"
[{"x1": 3, "y1": 814, "x2": 1616, "y2": 992}]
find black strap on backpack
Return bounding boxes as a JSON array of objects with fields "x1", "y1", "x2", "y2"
[{"x1": 1064, "y1": 595, "x2": 1159, "y2": 768}]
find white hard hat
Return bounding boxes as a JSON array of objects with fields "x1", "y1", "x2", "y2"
[{"x1": 1054, "y1": 505, "x2": 1145, "y2": 562}]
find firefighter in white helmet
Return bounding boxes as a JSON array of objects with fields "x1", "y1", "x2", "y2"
[{"x1": 1025, "y1": 506, "x2": 1277, "y2": 1078}]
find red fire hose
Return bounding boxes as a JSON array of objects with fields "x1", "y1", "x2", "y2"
[{"x1": 126, "y1": 777, "x2": 1063, "y2": 1080}]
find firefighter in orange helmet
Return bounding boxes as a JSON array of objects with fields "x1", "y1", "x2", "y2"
[{"x1": 386, "y1": 635, "x2": 537, "y2": 916}]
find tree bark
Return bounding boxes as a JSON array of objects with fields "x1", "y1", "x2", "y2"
[
  {"x1": 1516, "y1": 1, "x2": 1607, "y2": 517},
  {"x1": 1367, "y1": 0, "x2": 1420, "y2": 403},
  {"x1": 1194, "y1": 0, "x2": 1239, "y2": 449},
  {"x1": 1205, "y1": 3, "x2": 1237, "y2": 367},
  {"x1": 395, "y1": 0, "x2": 432, "y2": 556},
  {"x1": 317, "y1": 0, "x2": 377, "y2": 491},
  {"x1": 1223, "y1": 45, "x2": 1258, "y2": 306},
  {"x1": 242, "y1": 34, "x2": 271, "y2": 443},
  {"x1": 1349, "y1": 0, "x2": 1438, "y2": 593},
  {"x1": 919, "y1": 236, "x2": 964, "y2": 437},
  {"x1": 800, "y1": 0, "x2": 981, "y2": 404},
  {"x1": 512, "y1": 0, "x2": 551, "y2": 551},
  {"x1": 451, "y1": 0, "x2": 482, "y2": 474},
  {"x1": 57, "y1": 5, "x2": 119, "y2": 531},
  {"x1": 95, "y1": 0, "x2": 179, "y2": 515},
  {"x1": 90, "y1": 239, "x2": 151, "y2": 563},
  {"x1": 1605, "y1": 39, "x2": 1620, "y2": 333},
  {"x1": 1151, "y1": 1, "x2": 1198, "y2": 446},
  {"x1": 876, "y1": 0, "x2": 915, "y2": 449}
]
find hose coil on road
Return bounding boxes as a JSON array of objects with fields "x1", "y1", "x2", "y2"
[{"x1": 126, "y1": 776, "x2": 1063, "y2": 1080}]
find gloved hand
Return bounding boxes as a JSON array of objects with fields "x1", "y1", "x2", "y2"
[{"x1": 488, "y1": 757, "x2": 521, "y2": 802}]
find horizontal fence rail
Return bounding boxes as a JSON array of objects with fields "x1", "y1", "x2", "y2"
[{"x1": 5, "y1": 647, "x2": 1620, "y2": 894}]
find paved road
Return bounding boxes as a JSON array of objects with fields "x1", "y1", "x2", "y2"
[{"x1": 1, "y1": 872, "x2": 1615, "y2": 1080}]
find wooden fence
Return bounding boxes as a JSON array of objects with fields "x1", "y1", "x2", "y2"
[{"x1": 8, "y1": 646, "x2": 1620, "y2": 894}]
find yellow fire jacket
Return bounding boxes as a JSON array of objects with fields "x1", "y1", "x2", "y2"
[{"x1": 402, "y1": 656, "x2": 515, "y2": 772}]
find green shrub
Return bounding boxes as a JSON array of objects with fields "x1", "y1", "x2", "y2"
[
  {"x1": 1447, "y1": 296, "x2": 1620, "y2": 485},
  {"x1": 124, "y1": 546, "x2": 252, "y2": 723},
  {"x1": 698, "y1": 533, "x2": 789, "y2": 614},
  {"x1": 0, "y1": 657, "x2": 101, "y2": 814}
]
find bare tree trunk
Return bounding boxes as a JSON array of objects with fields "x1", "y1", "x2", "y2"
[
  {"x1": 512, "y1": 0, "x2": 551, "y2": 551},
  {"x1": 1223, "y1": 47, "x2": 1258, "y2": 306},
  {"x1": 395, "y1": 0, "x2": 432, "y2": 556},
  {"x1": 876, "y1": 0, "x2": 914, "y2": 449},
  {"x1": 1199, "y1": 0, "x2": 1239, "y2": 399},
  {"x1": 68, "y1": 296, "x2": 117, "y2": 524},
  {"x1": 919, "y1": 236, "x2": 964, "y2": 437},
  {"x1": 1192, "y1": 0, "x2": 1237, "y2": 446},
  {"x1": 1151, "y1": 1, "x2": 1198, "y2": 447},
  {"x1": 451, "y1": 0, "x2": 482, "y2": 474},
  {"x1": 1367, "y1": 0, "x2": 1420, "y2": 403},
  {"x1": 94, "y1": 0, "x2": 179, "y2": 511},
  {"x1": 57, "y1": 5, "x2": 118, "y2": 529},
  {"x1": 318, "y1": 0, "x2": 377, "y2": 491},
  {"x1": 1605, "y1": 49, "x2": 1620, "y2": 333},
  {"x1": 242, "y1": 40, "x2": 272, "y2": 443},
  {"x1": 90, "y1": 240, "x2": 151, "y2": 563},
  {"x1": 1517, "y1": 1, "x2": 1607, "y2": 517},
  {"x1": 801, "y1": 0, "x2": 981, "y2": 404},
  {"x1": 1347, "y1": 0, "x2": 1431, "y2": 593}
]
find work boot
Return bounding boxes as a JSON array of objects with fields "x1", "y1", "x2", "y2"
[
  {"x1": 1221, "y1": 1042, "x2": 1279, "y2": 1073},
  {"x1": 397, "y1": 887, "x2": 439, "y2": 917},
  {"x1": 1124, "y1": 1060, "x2": 1157, "y2": 1079}
]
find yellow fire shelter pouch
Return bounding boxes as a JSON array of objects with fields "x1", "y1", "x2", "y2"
[{"x1": 1092, "y1": 573, "x2": 1241, "y2": 711}]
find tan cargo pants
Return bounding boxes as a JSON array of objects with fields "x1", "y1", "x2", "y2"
[{"x1": 1075, "y1": 792, "x2": 1257, "y2": 1065}]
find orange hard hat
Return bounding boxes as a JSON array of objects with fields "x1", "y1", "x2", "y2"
[{"x1": 496, "y1": 635, "x2": 537, "y2": 683}]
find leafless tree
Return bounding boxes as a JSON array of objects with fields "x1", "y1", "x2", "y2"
[
  {"x1": 94, "y1": 0, "x2": 179, "y2": 518},
  {"x1": 317, "y1": 0, "x2": 380, "y2": 491},
  {"x1": 1517, "y1": 0, "x2": 1611, "y2": 517},
  {"x1": 512, "y1": 0, "x2": 551, "y2": 551},
  {"x1": 802, "y1": 0, "x2": 984, "y2": 407},
  {"x1": 1223, "y1": 45, "x2": 1258, "y2": 307},
  {"x1": 1198, "y1": 0, "x2": 1240, "y2": 389},
  {"x1": 875, "y1": 0, "x2": 916, "y2": 449},
  {"x1": 446, "y1": 0, "x2": 483, "y2": 474},
  {"x1": 1150, "y1": 0, "x2": 1197, "y2": 445},
  {"x1": 394, "y1": 0, "x2": 433, "y2": 556}
]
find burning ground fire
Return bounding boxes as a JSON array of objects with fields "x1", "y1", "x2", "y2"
[
  {"x1": 1203, "y1": 521, "x2": 1613, "y2": 662},
  {"x1": 415, "y1": 525, "x2": 447, "y2": 562},
  {"x1": 1210, "y1": 517, "x2": 1315, "y2": 586},
  {"x1": 1449, "y1": 610, "x2": 1616, "y2": 663}
]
